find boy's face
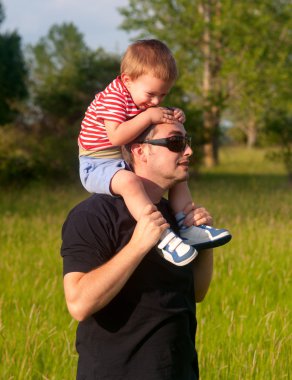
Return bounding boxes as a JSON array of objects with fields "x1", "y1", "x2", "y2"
[{"x1": 122, "y1": 73, "x2": 173, "y2": 110}]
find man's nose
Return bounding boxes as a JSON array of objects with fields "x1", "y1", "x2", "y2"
[{"x1": 184, "y1": 144, "x2": 193, "y2": 157}]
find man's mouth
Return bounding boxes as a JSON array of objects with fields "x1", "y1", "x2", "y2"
[{"x1": 177, "y1": 160, "x2": 189, "y2": 167}]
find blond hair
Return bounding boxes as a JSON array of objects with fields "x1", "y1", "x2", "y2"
[{"x1": 120, "y1": 39, "x2": 178, "y2": 83}]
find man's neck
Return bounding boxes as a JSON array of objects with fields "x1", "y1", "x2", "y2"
[{"x1": 139, "y1": 177, "x2": 166, "y2": 204}]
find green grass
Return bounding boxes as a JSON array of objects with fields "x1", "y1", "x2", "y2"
[
  {"x1": 192, "y1": 147, "x2": 292, "y2": 379},
  {"x1": 0, "y1": 147, "x2": 291, "y2": 379}
]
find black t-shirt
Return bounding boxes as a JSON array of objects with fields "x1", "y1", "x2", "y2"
[{"x1": 61, "y1": 194, "x2": 199, "y2": 380}]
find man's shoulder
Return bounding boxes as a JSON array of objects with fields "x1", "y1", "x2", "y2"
[
  {"x1": 66, "y1": 195, "x2": 172, "y2": 227},
  {"x1": 70, "y1": 194, "x2": 127, "y2": 217},
  {"x1": 62, "y1": 194, "x2": 133, "y2": 242}
]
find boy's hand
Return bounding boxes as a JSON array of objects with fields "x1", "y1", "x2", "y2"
[
  {"x1": 173, "y1": 108, "x2": 186, "y2": 123},
  {"x1": 145, "y1": 107, "x2": 175, "y2": 124}
]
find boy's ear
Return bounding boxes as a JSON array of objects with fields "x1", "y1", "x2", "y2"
[{"x1": 121, "y1": 73, "x2": 131, "y2": 87}]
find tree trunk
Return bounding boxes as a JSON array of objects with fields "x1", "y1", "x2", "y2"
[
  {"x1": 203, "y1": 105, "x2": 220, "y2": 167},
  {"x1": 246, "y1": 120, "x2": 258, "y2": 148},
  {"x1": 200, "y1": 0, "x2": 222, "y2": 167}
]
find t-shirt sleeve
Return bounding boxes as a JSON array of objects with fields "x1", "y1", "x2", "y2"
[
  {"x1": 61, "y1": 208, "x2": 116, "y2": 276},
  {"x1": 98, "y1": 90, "x2": 127, "y2": 123}
]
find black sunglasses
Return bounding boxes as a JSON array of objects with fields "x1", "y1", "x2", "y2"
[{"x1": 140, "y1": 135, "x2": 191, "y2": 152}]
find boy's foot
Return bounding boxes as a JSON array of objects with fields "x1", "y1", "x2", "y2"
[
  {"x1": 157, "y1": 230, "x2": 198, "y2": 266},
  {"x1": 179, "y1": 225, "x2": 232, "y2": 250}
]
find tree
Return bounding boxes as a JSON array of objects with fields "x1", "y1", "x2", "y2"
[
  {"x1": 20, "y1": 23, "x2": 120, "y2": 178},
  {"x1": 0, "y1": 1, "x2": 27, "y2": 125},
  {"x1": 264, "y1": 110, "x2": 292, "y2": 184},
  {"x1": 28, "y1": 23, "x2": 120, "y2": 134},
  {"x1": 119, "y1": 0, "x2": 225, "y2": 166},
  {"x1": 0, "y1": 1, "x2": 4, "y2": 24},
  {"x1": 225, "y1": 0, "x2": 292, "y2": 148},
  {"x1": 119, "y1": 0, "x2": 292, "y2": 166}
]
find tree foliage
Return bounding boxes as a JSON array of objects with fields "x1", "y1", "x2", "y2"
[
  {"x1": 264, "y1": 110, "x2": 292, "y2": 184},
  {"x1": 0, "y1": 1, "x2": 27, "y2": 125},
  {"x1": 0, "y1": 22, "x2": 120, "y2": 182},
  {"x1": 119, "y1": 0, "x2": 292, "y2": 166},
  {"x1": 28, "y1": 23, "x2": 120, "y2": 134},
  {"x1": 0, "y1": 1, "x2": 4, "y2": 24},
  {"x1": 119, "y1": 0, "x2": 221, "y2": 166},
  {"x1": 1, "y1": 1, "x2": 291, "y2": 181},
  {"x1": 225, "y1": 0, "x2": 292, "y2": 148},
  {"x1": 24, "y1": 23, "x2": 120, "y2": 179}
]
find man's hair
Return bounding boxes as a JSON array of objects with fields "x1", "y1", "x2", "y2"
[
  {"x1": 122, "y1": 125, "x2": 156, "y2": 167},
  {"x1": 120, "y1": 39, "x2": 178, "y2": 82}
]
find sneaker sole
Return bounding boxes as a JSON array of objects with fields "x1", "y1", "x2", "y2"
[
  {"x1": 192, "y1": 234, "x2": 232, "y2": 250},
  {"x1": 159, "y1": 249, "x2": 198, "y2": 266}
]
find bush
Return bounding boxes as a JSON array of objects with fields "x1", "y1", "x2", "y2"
[
  {"x1": 263, "y1": 110, "x2": 292, "y2": 183},
  {"x1": 0, "y1": 124, "x2": 78, "y2": 184}
]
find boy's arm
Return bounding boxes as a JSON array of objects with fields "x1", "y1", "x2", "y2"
[{"x1": 105, "y1": 107, "x2": 174, "y2": 146}]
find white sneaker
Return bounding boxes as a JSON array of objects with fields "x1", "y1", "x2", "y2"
[
  {"x1": 180, "y1": 224, "x2": 232, "y2": 250},
  {"x1": 158, "y1": 229, "x2": 198, "y2": 266}
]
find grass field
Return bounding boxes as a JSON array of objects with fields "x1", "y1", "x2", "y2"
[{"x1": 0, "y1": 147, "x2": 291, "y2": 379}]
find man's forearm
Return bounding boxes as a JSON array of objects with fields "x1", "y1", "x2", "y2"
[
  {"x1": 192, "y1": 248, "x2": 213, "y2": 302},
  {"x1": 63, "y1": 240, "x2": 148, "y2": 321}
]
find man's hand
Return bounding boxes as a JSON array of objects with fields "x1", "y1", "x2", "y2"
[
  {"x1": 182, "y1": 202, "x2": 213, "y2": 227},
  {"x1": 130, "y1": 204, "x2": 169, "y2": 254}
]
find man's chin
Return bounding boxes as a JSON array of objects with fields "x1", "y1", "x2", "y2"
[
  {"x1": 171, "y1": 174, "x2": 189, "y2": 185},
  {"x1": 181, "y1": 172, "x2": 190, "y2": 181},
  {"x1": 179, "y1": 169, "x2": 189, "y2": 180}
]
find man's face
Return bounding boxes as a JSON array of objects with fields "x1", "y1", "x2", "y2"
[{"x1": 142, "y1": 121, "x2": 193, "y2": 187}]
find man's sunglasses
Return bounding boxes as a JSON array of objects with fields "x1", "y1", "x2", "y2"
[{"x1": 140, "y1": 135, "x2": 191, "y2": 153}]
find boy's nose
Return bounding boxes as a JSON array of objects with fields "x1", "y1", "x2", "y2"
[{"x1": 151, "y1": 97, "x2": 160, "y2": 106}]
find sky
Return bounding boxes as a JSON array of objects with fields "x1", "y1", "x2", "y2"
[{"x1": 1, "y1": 0, "x2": 134, "y2": 53}]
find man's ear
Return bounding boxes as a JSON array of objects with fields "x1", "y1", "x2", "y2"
[{"x1": 131, "y1": 143, "x2": 148, "y2": 163}]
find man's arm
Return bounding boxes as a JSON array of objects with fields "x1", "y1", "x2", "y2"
[
  {"x1": 192, "y1": 248, "x2": 213, "y2": 302},
  {"x1": 63, "y1": 205, "x2": 169, "y2": 322},
  {"x1": 183, "y1": 203, "x2": 214, "y2": 302}
]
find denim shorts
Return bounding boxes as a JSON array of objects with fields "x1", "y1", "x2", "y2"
[{"x1": 79, "y1": 156, "x2": 130, "y2": 195}]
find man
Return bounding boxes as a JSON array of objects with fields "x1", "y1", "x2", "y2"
[{"x1": 61, "y1": 120, "x2": 214, "y2": 379}]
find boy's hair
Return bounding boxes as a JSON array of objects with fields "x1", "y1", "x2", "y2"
[{"x1": 120, "y1": 39, "x2": 178, "y2": 83}]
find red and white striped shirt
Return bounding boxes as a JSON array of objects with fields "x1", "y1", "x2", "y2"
[{"x1": 78, "y1": 76, "x2": 141, "y2": 153}]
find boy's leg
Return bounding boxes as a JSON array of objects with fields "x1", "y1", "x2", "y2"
[
  {"x1": 111, "y1": 170, "x2": 198, "y2": 266},
  {"x1": 110, "y1": 169, "x2": 152, "y2": 221},
  {"x1": 169, "y1": 182, "x2": 232, "y2": 250},
  {"x1": 168, "y1": 181, "x2": 193, "y2": 215}
]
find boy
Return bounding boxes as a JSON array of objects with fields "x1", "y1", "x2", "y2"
[{"x1": 78, "y1": 39, "x2": 231, "y2": 266}]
